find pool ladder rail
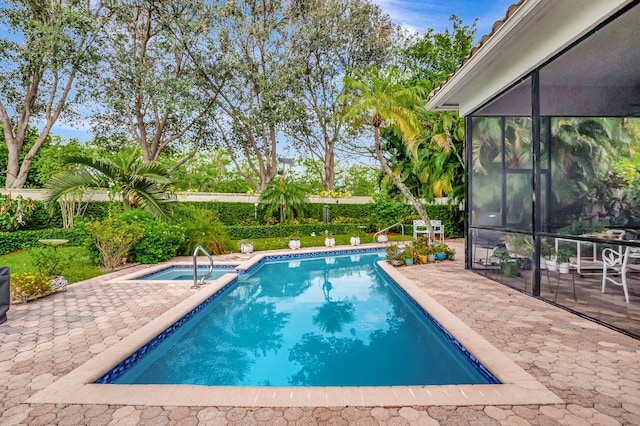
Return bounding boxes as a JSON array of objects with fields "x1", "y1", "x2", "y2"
[
  {"x1": 192, "y1": 245, "x2": 214, "y2": 289},
  {"x1": 373, "y1": 222, "x2": 405, "y2": 246}
]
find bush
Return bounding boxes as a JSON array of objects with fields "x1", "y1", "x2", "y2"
[
  {"x1": 367, "y1": 193, "x2": 410, "y2": 228},
  {"x1": 84, "y1": 214, "x2": 145, "y2": 269},
  {"x1": 29, "y1": 246, "x2": 69, "y2": 276},
  {"x1": 120, "y1": 210, "x2": 186, "y2": 263},
  {"x1": 173, "y1": 206, "x2": 233, "y2": 255},
  {"x1": 0, "y1": 194, "x2": 36, "y2": 231},
  {"x1": 10, "y1": 272, "x2": 53, "y2": 301},
  {"x1": 22, "y1": 201, "x2": 61, "y2": 230}
]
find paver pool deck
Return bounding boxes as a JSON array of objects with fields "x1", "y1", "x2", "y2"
[{"x1": 1, "y1": 240, "x2": 639, "y2": 425}]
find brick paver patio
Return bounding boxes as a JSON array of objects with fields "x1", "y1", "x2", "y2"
[{"x1": 1, "y1": 240, "x2": 639, "y2": 425}]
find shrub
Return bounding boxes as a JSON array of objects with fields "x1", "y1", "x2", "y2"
[
  {"x1": 0, "y1": 194, "x2": 35, "y2": 231},
  {"x1": 120, "y1": 209, "x2": 186, "y2": 263},
  {"x1": 10, "y1": 272, "x2": 53, "y2": 301},
  {"x1": 29, "y1": 246, "x2": 69, "y2": 276},
  {"x1": 172, "y1": 206, "x2": 232, "y2": 255},
  {"x1": 367, "y1": 193, "x2": 409, "y2": 228},
  {"x1": 84, "y1": 214, "x2": 145, "y2": 269}
]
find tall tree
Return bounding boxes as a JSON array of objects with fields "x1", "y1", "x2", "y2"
[
  {"x1": 381, "y1": 15, "x2": 476, "y2": 204},
  {"x1": 92, "y1": 0, "x2": 212, "y2": 171},
  {"x1": 400, "y1": 15, "x2": 476, "y2": 89},
  {"x1": 339, "y1": 66, "x2": 434, "y2": 237},
  {"x1": 185, "y1": 0, "x2": 299, "y2": 192},
  {"x1": 0, "y1": 0, "x2": 109, "y2": 188},
  {"x1": 285, "y1": 0, "x2": 394, "y2": 190}
]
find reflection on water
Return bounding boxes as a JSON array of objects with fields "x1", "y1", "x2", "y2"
[{"x1": 112, "y1": 253, "x2": 493, "y2": 386}]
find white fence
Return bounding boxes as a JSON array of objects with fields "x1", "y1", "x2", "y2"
[{"x1": 0, "y1": 188, "x2": 455, "y2": 206}]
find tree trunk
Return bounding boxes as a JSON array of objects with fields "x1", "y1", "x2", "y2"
[
  {"x1": 373, "y1": 126, "x2": 434, "y2": 242},
  {"x1": 4, "y1": 120, "x2": 53, "y2": 189},
  {"x1": 323, "y1": 149, "x2": 335, "y2": 191}
]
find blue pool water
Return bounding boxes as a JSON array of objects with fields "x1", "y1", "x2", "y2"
[
  {"x1": 101, "y1": 252, "x2": 499, "y2": 386},
  {"x1": 137, "y1": 266, "x2": 234, "y2": 281}
]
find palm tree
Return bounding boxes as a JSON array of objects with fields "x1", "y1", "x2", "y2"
[
  {"x1": 44, "y1": 148, "x2": 174, "y2": 220},
  {"x1": 258, "y1": 176, "x2": 310, "y2": 224},
  {"x1": 339, "y1": 66, "x2": 435, "y2": 238},
  {"x1": 383, "y1": 110, "x2": 465, "y2": 203}
]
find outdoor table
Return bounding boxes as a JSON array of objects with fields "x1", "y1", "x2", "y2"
[{"x1": 554, "y1": 233, "x2": 624, "y2": 275}]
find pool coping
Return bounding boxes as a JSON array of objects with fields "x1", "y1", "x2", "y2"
[{"x1": 29, "y1": 246, "x2": 562, "y2": 407}]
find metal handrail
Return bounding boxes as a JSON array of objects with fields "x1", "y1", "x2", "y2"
[
  {"x1": 374, "y1": 222, "x2": 405, "y2": 245},
  {"x1": 192, "y1": 245, "x2": 214, "y2": 289}
]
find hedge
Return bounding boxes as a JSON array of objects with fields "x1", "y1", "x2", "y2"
[
  {"x1": 4, "y1": 200, "x2": 462, "y2": 255},
  {"x1": 0, "y1": 228, "x2": 87, "y2": 255},
  {"x1": 224, "y1": 224, "x2": 374, "y2": 240},
  {"x1": 173, "y1": 201, "x2": 372, "y2": 226},
  {"x1": 21, "y1": 200, "x2": 461, "y2": 231},
  {"x1": 23, "y1": 200, "x2": 120, "y2": 230}
]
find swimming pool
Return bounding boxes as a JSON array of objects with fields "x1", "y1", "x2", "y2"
[
  {"x1": 98, "y1": 252, "x2": 498, "y2": 386},
  {"x1": 32, "y1": 246, "x2": 562, "y2": 407},
  {"x1": 136, "y1": 266, "x2": 235, "y2": 281}
]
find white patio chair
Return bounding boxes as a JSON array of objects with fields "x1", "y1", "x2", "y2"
[
  {"x1": 413, "y1": 220, "x2": 445, "y2": 241},
  {"x1": 601, "y1": 245, "x2": 640, "y2": 303}
]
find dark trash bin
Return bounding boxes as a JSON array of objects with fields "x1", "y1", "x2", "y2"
[{"x1": 0, "y1": 267, "x2": 9, "y2": 324}]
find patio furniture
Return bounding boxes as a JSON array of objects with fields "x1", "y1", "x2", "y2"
[
  {"x1": 413, "y1": 220, "x2": 445, "y2": 241},
  {"x1": 555, "y1": 230, "x2": 626, "y2": 275},
  {"x1": 0, "y1": 266, "x2": 9, "y2": 324},
  {"x1": 601, "y1": 245, "x2": 640, "y2": 303}
]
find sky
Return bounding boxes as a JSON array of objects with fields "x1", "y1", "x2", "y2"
[
  {"x1": 373, "y1": 0, "x2": 515, "y2": 37},
  {"x1": 49, "y1": 0, "x2": 516, "y2": 143}
]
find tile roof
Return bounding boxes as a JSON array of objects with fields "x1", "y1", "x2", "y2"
[{"x1": 427, "y1": 0, "x2": 527, "y2": 101}]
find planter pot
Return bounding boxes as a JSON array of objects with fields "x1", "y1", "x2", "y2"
[
  {"x1": 404, "y1": 258, "x2": 414, "y2": 266},
  {"x1": 435, "y1": 253, "x2": 447, "y2": 261},
  {"x1": 50, "y1": 276, "x2": 68, "y2": 292},
  {"x1": 377, "y1": 234, "x2": 388, "y2": 243},
  {"x1": 349, "y1": 236, "x2": 360, "y2": 246},
  {"x1": 391, "y1": 259, "x2": 402, "y2": 266},
  {"x1": 289, "y1": 239, "x2": 301, "y2": 250},
  {"x1": 325, "y1": 237, "x2": 336, "y2": 247},
  {"x1": 427, "y1": 254, "x2": 436, "y2": 263},
  {"x1": 447, "y1": 253, "x2": 455, "y2": 261},
  {"x1": 539, "y1": 257, "x2": 547, "y2": 270},
  {"x1": 240, "y1": 243, "x2": 254, "y2": 254},
  {"x1": 501, "y1": 260, "x2": 519, "y2": 277},
  {"x1": 546, "y1": 259, "x2": 557, "y2": 272},
  {"x1": 418, "y1": 255, "x2": 428, "y2": 264},
  {"x1": 558, "y1": 262, "x2": 570, "y2": 274}
]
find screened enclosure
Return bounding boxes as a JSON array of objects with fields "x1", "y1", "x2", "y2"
[{"x1": 467, "y1": 3, "x2": 640, "y2": 338}]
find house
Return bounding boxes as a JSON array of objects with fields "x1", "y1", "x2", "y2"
[{"x1": 426, "y1": 0, "x2": 640, "y2": 338}]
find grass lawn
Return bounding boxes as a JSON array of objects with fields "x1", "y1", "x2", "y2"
[{"x1": 0, "y1": 246, "x2": 105, "y2": 284}]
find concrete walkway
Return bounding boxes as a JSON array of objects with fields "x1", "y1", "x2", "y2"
[{"x1": 1, "y1": 240, "x2": 639, "y2": 425}]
